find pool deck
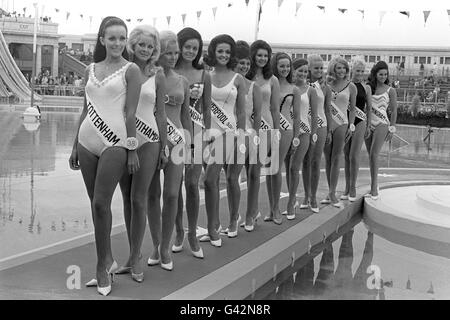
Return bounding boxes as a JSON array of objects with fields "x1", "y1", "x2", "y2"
[{"x1": 0, "y1": 168, "x2": 449, "y2": 300}]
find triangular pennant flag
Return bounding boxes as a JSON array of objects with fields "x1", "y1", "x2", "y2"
[
  {"x1": 55, "y1": 8, "x2": 59, "y2": 13},
  {"x1": 228, "y1": 3, "x2": 232, "y2": 7},
  {"x1": 126, "y1": 18, "x2": 131, "y2": 22},
  {"x1": 317, "y1": 6, "x2": 325, "y2": 13},
  {"x1": 196, "y1": 10, "x2": 202, "y2": 22},
  {"x1": 137, "y1": 18, "x2": 143, "y2": 22},
  {"x1": 245, "y1": 0, "x2": 250, "y2": 7},
  {"x1": 399, "y1": 11, "x2": 410, "y2": 18},
  {"x1": 338, "y1": 8, "x2": 347, "y2": 14},
  {"x1": 278, "y1": 0, "x2": 284, "y2": 11},
  {"x1": 166, "y1": 16, "x2": 171, "y2": 26},
  {"x1": 66, "y1": 12, "x2": 70, "y2": 21},
  {"x1": 447, "y1": 10, "x2": 450, "y2": 26},
  {"x1": 181, "y1": 13, "x2": 186, "y2": 26},
  {"x1": 423, "y1": 10, "x2": 431, "y2": 26},
  {"x1": 212, "y1": 7, "x2": 217, "y2": 20},
  {"x1": 80, "y1": 14, "x2": 84, "y2": 19},
  {"x1": 379, "y1": 11, "x2": 387, "y2": 26},
  {"x1": 358, "y1": 9, "x2": 365, "y2": 20},
  {"x1": 152, "y1": 17, "x2": 156, "y2": 26},
  {"x1": 295, "y1": 2, "x2": 302, "y2": 16}
]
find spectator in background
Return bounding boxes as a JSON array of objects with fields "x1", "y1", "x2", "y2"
[
  {"x1": 399, "y1": 60, "x2": 405, "y2": 75},
  {"x1": 420, "y1": 63, "x2": 425, "y2": 77}
]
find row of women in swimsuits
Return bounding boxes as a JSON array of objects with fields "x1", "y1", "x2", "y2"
[{"x1": 69, "y1": 17, "x2": 397, "y2": 296}]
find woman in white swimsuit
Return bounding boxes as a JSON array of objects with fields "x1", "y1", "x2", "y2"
[
  {"x1": 202, "y1": 34, "x2": 246, "y2": 245},
  {"x1": 271, "y1": 52, "x2": 301, "y2": 221},
  {"x1": 365, "y1": 61, "x2": 397, "y2": 199},
  {"x1": 69, "y1": 17, "x2": 141, "y2": 296},
  {"x1": 115, "y1": 25, "x2": 168, "y2": 283},
  {"x1": 322, "y1": 57, "x2": 356, "y2": 208},
  {"x1": 302, "y1": 55, "x2": 332, "y2": 213},
  {"x1": 287, "y1": 58, "x2": 318, "y2": 217}
]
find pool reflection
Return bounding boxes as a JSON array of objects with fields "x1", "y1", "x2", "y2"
[{"x1": 252, "y1": 219, "x2": 450, "y2": 300}]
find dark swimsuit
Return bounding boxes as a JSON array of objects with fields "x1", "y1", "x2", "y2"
[{"x1": 348, "y1": 82, "x2": 367, "y2": 126}]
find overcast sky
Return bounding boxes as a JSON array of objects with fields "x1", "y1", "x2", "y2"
[{"x1": 2, "y1": 0, "x2": 450, "y2": 46}]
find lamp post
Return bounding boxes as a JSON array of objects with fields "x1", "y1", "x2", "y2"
[{"x1": 30, "y1": 2, "x2": 38, "y2": 109}]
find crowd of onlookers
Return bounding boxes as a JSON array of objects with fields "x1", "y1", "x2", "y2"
[
  {"x1": 59, "y1": 47, "x2": 94, "y2": 64},
  {"x1": 27, "y1": 70, "x2": 85, "y2": 96}
]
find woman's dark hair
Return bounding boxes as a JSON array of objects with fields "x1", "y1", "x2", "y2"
[
  {"x1": 271, "y1": 52, "x2": 293, "y2": 83},
  {"x1": 293, "y1": 58, "x2": 308, "y2": 71},
  {"x1": 236, "y1": 40, "x2": 250, "y2": 60},
  {"x1": 368, "y1": 61, "x2": 390, "y2": 93},
  {"x1": 93, "y1": 16, "x2": 129, "y2": 63},
  {"x1": 203, "y1": 34, "x2": 237, "y2": 69},
  {"x1": 176, "y1": 27, "x2": 203, "y2": 70},
  {"x1": 246, "y1": 40, "x2": 273, "y2": 80}
]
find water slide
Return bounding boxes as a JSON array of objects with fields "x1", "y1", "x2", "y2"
[
  {"x1": 60, "y1": 53, "x2": 86, "y2": 78},
  {"x1": 0, "y1": 29, "x2": 41, "y2": 102}
]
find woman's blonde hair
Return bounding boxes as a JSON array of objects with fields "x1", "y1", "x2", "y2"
[
  {"x1": 127, "y1": 25, "x2": 160, "y2": 67},
  {"x1": 327, "y1": 56, "x2": 350, "y2": 81},
  {"x1": 307, "y1": 54, "x2": 323, "y2": 66},
  {"x1": 159, "y1": 30, "x2": 178, "y2": 55}
]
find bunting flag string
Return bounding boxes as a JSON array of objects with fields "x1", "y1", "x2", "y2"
[
  {"x1": 423, "y1": 10, "x2": 431, "y2": 26},
  {"x1": 277, "y1": 0, "x2": 284, "y2": 12},
  {"x1": 295, "y1": 2, "x2": 302, "y2": 16},
  {"x1": 399, "y1": 11, "x2": 410, "y2": 18},
  {"x1": 19, "y1": 3, "x2": 450, "y2": 32},
  {"x1": 379, "y1": 10, "x2": 387, "y2": 26},
  {"x1": 358, "y1": 9, "x2": 365, "y2": 20}
]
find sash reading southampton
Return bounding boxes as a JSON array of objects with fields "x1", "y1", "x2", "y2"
[
  {"x1": 136, "y1": 115, "x2": 159, "y2": 142},
  {"x1": 86, "y1": 92, "x2": 122, "y2": 146}
]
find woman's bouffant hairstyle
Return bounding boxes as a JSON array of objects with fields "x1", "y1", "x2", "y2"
[
  {"x1": 127, "y1": 25, "x2": 160, "y2": 67},
  {"x1": 368, "y1": 60, "x2": 390, "y2": 93},
  {"x1": 271, "y1": 52, "x2": 293, "y2": 83},
  {"x1": 176, "y1": 27, "x2": 204, "y2": 70},
  {"x1": 306, "y1": 54, "x2": 323, "y2": 82},
  {"x1": 293, "y1": 58, "x2": 308, "y2": 70},
  {"x1": 350, "y1": 57, "x2": 366, "y2": 79},
  {"x1": 203, "y1": 34, "x2": 237, "y2": 69},
  {"x1": 94, "y1": 16, "x2": 129, "y2": 63},
  {"x1": 327, "y1": 56, "x2": 350, "y2": 81},
  {"x1": 159, "y1": 30, "x2": 178, "y2": 56},
  {"x1": 236, "y1": 40, "x2": 251, "y2": 60},
  {"x1": 246, "y1": 40, "x2": 272, "y2": 80}
]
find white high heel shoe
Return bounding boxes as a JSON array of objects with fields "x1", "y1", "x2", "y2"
[
  {"x1": 191, "y1": 247, "x2": 204, "y2": 259},
  {"x1": 227, "y1": 216, "x2": 241, "y2": 238},
  {"x1": 97, "y1": 261, "x2": 118, "y2": 296}
]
